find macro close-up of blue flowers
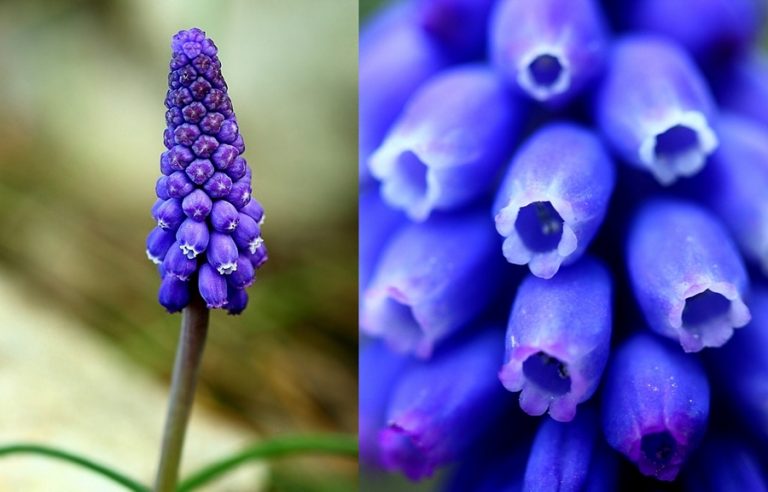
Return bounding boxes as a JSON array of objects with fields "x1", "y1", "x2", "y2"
[{"x1": 360, "y1": 0, "x2": 768, "y2": 489}]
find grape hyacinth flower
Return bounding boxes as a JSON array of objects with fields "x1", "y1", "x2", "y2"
[
  {"x1": 595, "y1": 35, "x2": 718, "y2": 185},
  {"x1": 147, "y1": 28, "x2": 266, "y2": 314},
  {"x1": 368, "y1": 65, "x2": 522, "y2": 221},
  {"x1": 499, "y1": 257, "x2": 612, "y2": 422},
  {"x1": 489, "y1": 0, "x2": 609, "y2": 106},
  {"x1": 602, "y1": 333, "x2": 710, "y2": 481},
  {"x1": 359, "y1": 188, "x2": 405, "y2": 295},
  {"x1": 415, "y1": 0, "x2": 495, "y2": 60},
  {"x1": 627, "y1": 198, "x2": 750, "y2": 352},
  {"x1": 380, "y1": 329, "x2": 511, "y2": 480},
  {"x1": 493, "y1": 123, "x2": 615, "y2": 279},
  {"x1": 361, "y1": 211, "x2": 503, "y2": 357}
]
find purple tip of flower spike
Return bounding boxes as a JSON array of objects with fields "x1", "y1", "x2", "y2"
[
  {"x1": 361, "y1": 211, "x2": 503, "y2": 358},
  {"x1": 198, "y1": 263, "x2": 228, "y2": 309},
  {"x1": 684, "y1": 437, "x2": 768, "y2": 492},
  {"x1": 695, "y1": 114, "x2": 768, "y2": 274},
  {"x1": 415, "y1": 0, "x2": 495, "y2": 60},
  {"x1": 158, "y1": 275, "x2": 191, "y2": 313},
  {"x1": 493, "y1": 123, "x2": 615, "y2": 279},
  {"x1": 625, "y1": 0, "x2": 765, "y2": 63},
  {"x1": 359, "y1": 2, "x2": 448, "y2": 183},
  {"x1": 602, "y1": 333, "x2": 710, "y2": 481},
  {"x1": 369, "y1": 65, "x2": 522, "y2": 221},
  {"x1": 595, "y1": 34, "x2": 718, "y2": 185},
  {"x1": 380, "y1": 329, "x2": 510, "y2": 480},
  {"x1": 627, "y1": 198, "x2": 750, "y2": 352},
  {"x1": 146, "y1": 227, "x2": 176, "y2": 265},
  {"x1": 489, "y1": 0, "x2": 609, "y2": 107},
  {"x1": 522, "y1": 409, "x2": 599, "y2": 491},
  {"x1": 499, "y1": 257, "x2": 612, "y2": 422}
]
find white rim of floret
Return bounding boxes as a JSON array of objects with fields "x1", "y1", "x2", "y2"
[
  {"x1": 248, "y1": 237, "x2": 264, "y2": 254},
  {"x1": 495, "y1": 194, "x2": 578, "y2": 280},
  {"x1": 217, "y1": 261, "x2": 238, "y2": 275},
  {"x1": 638, "y1": 110, "x2": 718, "y2": 186},
  {"x1": 180, "y1": 243, "x2": 201, "y2": 260},
  {"x1": 516, "y1": 47, "x2": 571, "y2": 102},
  {"x1": 667, "y1": 279, "x2": 750, "y2": 353},
  {"x1": 146, "y1": 249, "x2": 163, "y2": 265}
]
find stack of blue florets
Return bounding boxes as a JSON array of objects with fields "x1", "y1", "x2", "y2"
[{"x1": 360, "y1": 0, "x2": 768, "y2": 489}]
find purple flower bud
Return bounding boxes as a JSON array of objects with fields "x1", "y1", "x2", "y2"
[
  {"x1": 200, "y1": 111, "x2": 225, "y2": 134},
  {"x1": 181, "y1": 189, "x2": 212, "y2": 221},
  {"x1": 146, "y1": 227, "x2": 176, "y2": 264},
  {"x1": 226, "y1": 156, "x2": 247, "y2": 180},
  {"x1": 240, "y1": 198, "x2": 265, "y2": 225},
  {"x1": 160, "y1": 151, "x2": 174, "y2": 175},
  {"x1": 493, "y1": 123, "x2": 615, "y2": 279},
  {"x1": 204, "y1": 172, "x2": 233, "y2": 199},
  {"x1": 227, "y1": 179, "x2": 251, "y2": 209},
  {"x1": 163, "y1": 128, "x2": 174, "y2": 149},
  {"x1": 210, "y1": 200, "x2": 240, "y2": 233},
  {"x1": 166, "y1": 171, "x2": 195, "y2": 198},
  {"x1": 207, "y1": 232, "x2": 239, "y2": 275},
  {"x1": 489, "y1": 0, "x2": 609, "y2": 106},
  {"x1": 627, "y1": 198, "x2": 750, "y2": 352},
  {"x1": 602, "y1": 333, "x2": 710, "y2": 481},
  {"x1": 155, "y1": 176, "x2": 170, "y2": 200},
  {"x1": 174, "y1": 123, "x2": 201, "y2": 146},
  {"x1": 182, "y1": 101, "x2": 206, "y2": 124},
  {"x1": 248, "y1": 243, "x2": 268, "y2": 269},
  {"x1": 158, "y1": 275, "x2": 191, "y2": 313},
  {"x1": 415, "y1": 0, "x2": 495, "y2": 59},
  {"x1": 185, "y1": 158, "x2": 215, "y2": 185},
  {"x1": 380, "y1": 330, "x2": 510, "y2": 480},
  {"x1": 212, "y1": 143, "x2": 238, "y2": 170},
  {"x1": 595, "y1": 35, "x2": 718, "y2": 185},
  {"x1": 217, "y1": 118, "x2": 238, "y2": 143},
  {"x1": 189, "y1": 78, "x2": 211, "y2": 101},
  {"x1": 361, "y1": 212, "x2": 503, "y2": 357},
  {"x1": 191, "y1": 134, "x2": 219, "y2": 158},
  {"x1": 233, "y1": 213, "x2": 263, "y2": 254},
  {"x1": 359, "y1": 189, "x2": 404, "y2": 295},
  {"x1": 684, "y1": 438, "x2": 768, "y2": 492},
  {"x1": 154, "y1": 198, "x2": 184, "y2": 231},
  {"x1": 695, "y1": 114, "x2": 768, "y2": 274},
  {"x1": 359, "y1": 3, "x2": 448, "y2": 182},
  {"x1": 625, "y1": 0, "x2": 764, "y2": 63},
  {"x1": 523, "y1": 410, "x2": 599, "y2": 491},
  {"x1": 166, "y1": 107, "x2": 183, "y2": 126},
  {"x1": 162, "y1": 241, "x2": 197, "y2": 281},
  {"x1": 198, "y1": 263, "x2": 228, "y2": 308},
  {"x1": 176, "y1": 218, "x2": 209, "y2": 259},
  {"x1": 227, "y1": 255, "x2": 255, "y2": 288},
  {"x1": 370, "y1": 65, "x2": 522, "y2": 221},
  {"x1": 499, "y1": 258, "x2": 612, "y2": 422},
  {"x1": 226, "y1": 287, "x2": 248, "y2": 315}
]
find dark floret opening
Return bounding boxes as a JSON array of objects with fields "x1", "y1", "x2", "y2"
[
  {"x1": 682, "y1": 290, "x2": 731, "y2": 327},
  {"x1": 396, "y1": 151, "x2": 428, "y2": 202},
  {"x1": 522, "y1": 351, "x2": 571, "y2": 395},
  {"x1": 381, "y1": 297, "x2": 421, "y2": 341},
  {"x1": 528, "y1": 54, "x2": 563, "y2": 87},
  {"x1": 515, "y1": 201, "x2": 564, "y2": 252},
  {"x1": 655, "y1": 125, "x2": 699, "y2": 161},
  {"x1": 641, "y1": 431, "x2": 677, "y2": 468}
]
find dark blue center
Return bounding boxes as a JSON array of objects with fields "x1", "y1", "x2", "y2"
[
  {"x1": 655, "y1": 125, "x2": 699, "y2": 159},
  {"x1": 522, "y1": 351, "x2": 571, "y2": 395},
  {"x1": 515, "y1": 201, "x2": 564, "y2": 252},
  {"x1": 529, "y1": 54, "x2": 562, "y2": 87},
  {"x1": 641, "y1": 431, "x2": 677, "y2": 467},
  {"x1": 682, "y1": 289, "x2": 731, "y2": 327}
]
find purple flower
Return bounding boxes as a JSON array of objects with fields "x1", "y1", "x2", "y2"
[
  {"x1": 627, "y1": 198, "x2": 750, "y2": 352},
  {"x1": 360, "y1": 211, "x2": 503, "y2": 358},
  {"x1": 359, "y1": 188, "x2": 405, "y2": 296},
  {"x1": 720, "y1": 54, "x2": 768, "y2": 128},
  {"x1": 369, "y1": 65, "x2": 522, "y2": 221},
  {"x1": 493, "y1": 123, "x2": 615, "y2": 279},
  {"x1": 147, "y1": 28, "x2": 267, "y2": 313},
  {"x1": 489, "y1": 0, "x2": 609, "y2": 106},
  {"x1": 415, "y1": 0, "x2": 495, "y2": 60},
  {"x1": 499, "y1": 257, "x2": 612, "y2": 422},
  {"x1": 595, "y1": 35, "x2": 718, "y2": 185},
  {"x1": 602, "y1": 333, "x2": 710, "y2": 481},
  {"x1": 379, "y1": 329, "x2": 510, "y2": 480},
  {"x1": 359, "y1": 3, "x2": 448, "y2": 183}
]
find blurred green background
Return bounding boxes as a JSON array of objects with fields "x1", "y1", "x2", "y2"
[{"x1": 0, "y1": 0, "x2": 357, "y2": 490}]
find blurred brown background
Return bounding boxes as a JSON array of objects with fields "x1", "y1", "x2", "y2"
[{"x1": 0, "y1": 0, "x2": 357, "y2": 490}]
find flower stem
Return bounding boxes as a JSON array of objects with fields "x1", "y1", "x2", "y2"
[
  {"x1": 154, "y1": 292, "x2": 210, "y2": 492},
  {"x1": 176, "y1": 433, "x2": 358, "y2": 492}
]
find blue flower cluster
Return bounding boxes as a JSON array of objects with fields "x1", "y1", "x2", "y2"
[
  {"x1": 360, "y1": 0, "x2": 768, "y2": 488},
  {"x1": 147, "y1": 28, "x2": 267, "y2": 314}
]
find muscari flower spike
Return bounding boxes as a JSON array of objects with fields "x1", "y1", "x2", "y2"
[
  {"x1": 489, "y1": 0, "x2": 609, "y2": 107},
  {"x1": 595, "y1": 34, "x2": 718, "y2": 185},
  {"x1": 147, "y1": 28, "x2": 267, "y2": 314},
  {"x1": 602, "y1": 333, "x2": 710, "y2": 481},
  {"x1": 499, "y1": 257, "x2": 612, "y2": 422},
  {"x1": 493, "y1": 123, "x2": 615, "y2": 279},
  {"x1": 627, "y1": 198, "x2": 750, "y2": 352}
]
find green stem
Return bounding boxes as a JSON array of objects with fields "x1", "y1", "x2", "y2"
[
  {"x1": 0, "y1": 443, "x2": 149, "y2": 492},
  {"x1": 176, "y1": 433, "x2": 358, "y2": 492},
  {"x1": 153, "y1": 292, "x2": 210, "y2": 492}
]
